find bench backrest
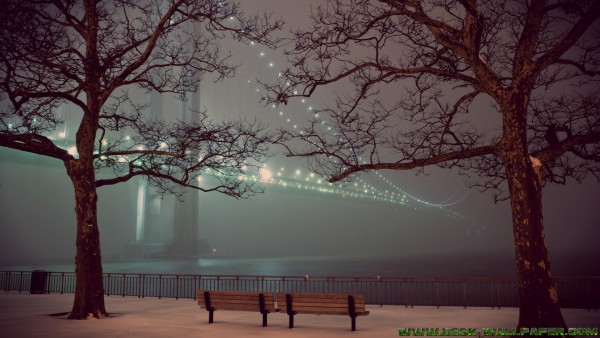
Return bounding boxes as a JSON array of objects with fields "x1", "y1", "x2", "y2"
[
  {"x1": 197, "y1": 290, "x2": 277, "y2": 312},
  {"x1": 276, "y1": 292, "x2": 366, "y2": 314}
]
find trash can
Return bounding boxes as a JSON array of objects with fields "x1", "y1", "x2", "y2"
[{"x1": 30, "y1": 270, "x2": 47, "y2": 294}]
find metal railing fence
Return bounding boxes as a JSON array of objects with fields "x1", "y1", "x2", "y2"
[{"x1": 1, "y1": 271, "x2": 598, "y2": 309}]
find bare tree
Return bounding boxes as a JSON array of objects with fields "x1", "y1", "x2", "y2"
[
  {"x1": 0, "y1": 0, "x2": 282, "y2": 319},
  {"x1": 264, "y1": 0, "x2": 600, "y2": 328}
]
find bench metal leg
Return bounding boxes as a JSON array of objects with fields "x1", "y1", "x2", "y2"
[
  {"x1": 285, "y1": 294, "x2": 295, "y2": 328},
  {"x1": 262, "y1": 312, "x2": 268, "y2": 327},
  {"x1": 348, "y1": 295, "x2": 357, "y2": 331},
  {"x1": 204, "y1": 292, "x2": 214, "y2": 324}
]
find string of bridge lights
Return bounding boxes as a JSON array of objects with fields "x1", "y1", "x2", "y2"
[
  {"x1": 238, "y1": 39, "x2": 468, "y2": 218},
  {"x1": 23, "y1": 19, "x2": 467, "y2": 219}
]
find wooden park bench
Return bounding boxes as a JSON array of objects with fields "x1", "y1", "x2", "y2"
[
  {"x1": 196, "y1": 290, "x2": 278, "y2": 327},
  {"x1": 276, "y1": 292, "x2": 370, "y2": 331}
]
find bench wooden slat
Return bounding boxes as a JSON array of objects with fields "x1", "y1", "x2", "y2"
[
  {"x1": 290, "y1": 298, "x2": 364, "y2": 305},
  {"x1": 277, "y1": 296, "x2": 367, "y2": 309},
  {"x1": 287, "y1": 302, "x2": 351, "y2": 308},
  {"x1": 200, "y1": 290, "x2": 264, "y2": 296},
  {"x1": 200, "y1": 304, "x2": 265, "y2": 311},
  {"x1": 196, "y1": 290, "x2": 277, "y2": 327},
  {"x1": 278, "y1": 292, "x2": 365, "y2": 298},
  {"x1": 206, "y1": 294, "x2": 274, "y2": 300},
  {"x1": 199, "y1": 298, "x2": 275, "y2": 306},
  {"x1": 283, "y1": 307, "x2": 367, "y2": 314},
  {"x1": 276, "y1": 292, "x2": 369, "y2": 331},
  {"x1": 292, "y1": 309, "x2": 370, "y2": 315},
  {"x1": 277, "y1": 293, "x2": 365, "y2": 301},
  {"x1": 196, "y1": 291, "x2": 369, "y2": 331},
  {"x1": 284, "y1": 302, "x2": 367, "y2": 309}
]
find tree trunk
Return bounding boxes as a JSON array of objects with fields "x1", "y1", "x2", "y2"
[
  {"x1": 499, "y1": 106, "x2": 566, "y2": 329},
  {"x1": 65, "y1": 158, "x2": 108, "y2": 319}
]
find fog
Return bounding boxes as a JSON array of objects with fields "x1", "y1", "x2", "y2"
[
  {"x1": 1, "y1": 145, "x2": 598, "y2": 270},
  {"x1": 1, "y1": 1, "x2": 599, "y2": 274}
]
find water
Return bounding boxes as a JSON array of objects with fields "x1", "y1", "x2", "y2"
[{"x1": 2, "y1": 252, "x2": 598, "y2": 276}]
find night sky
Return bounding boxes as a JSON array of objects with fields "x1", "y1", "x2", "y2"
[{"x1": 0, "y1": 1, "x2": 598, "y2": 274}]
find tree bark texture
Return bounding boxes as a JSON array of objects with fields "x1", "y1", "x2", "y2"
[
  {"x1": 499, "y1": 99, "x2": 566, "y2": 329},
  {"x1": 65, "y1": 158, "x2": 107, "y2": 319},
  {"x1": 63, "y1": 98, "x2": 107, "y2": 318}
]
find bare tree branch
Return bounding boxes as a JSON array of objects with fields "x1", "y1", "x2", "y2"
[
  {"x1": 0, "y1": 0, "x2": 282, "y2": 320},
  {"x1": 0, "y1": 132, "x2": 72, "y2": 160},
  {"x1": 265, "y1": 1, "x2": 600, "y2": 326},
  {"x1": 329, "y1": 144, "x2": 497, "y2": 182}
]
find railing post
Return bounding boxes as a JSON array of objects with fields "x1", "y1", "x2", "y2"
[
  {"x1": 592, "y1": 276, "x2": 598, "y2": 311},
  {"x1": 44, "y1": 272, "x2": 49, "y2": 293},
  {"x1": 159, "y1": 275, "x2": 162, "y2": 299},
  {"x1": 176, "y1": 275, "x2": 180, "y2": 300},
  {"x1": 403, "y1": 280, "x2": 408, "y2": 307},
  {"x1": 60, "y1": 272, "x2": 65, "y2": 295},
  {"x1": 376, "y1": 276, "x2": 381, "y2": 306},
  {"x1": 193, "y1": 275, "x2": 198, "y2": 300},
  {"x1": 490, "y1": 279, "x2": 494, "y2": 309},
  {"x1": 585, "y1": 276, "x2": 591, "y2": 311},
  {"x1": 106, "y1": 273, "x2": 111, "y2": 296},
  {"x1": 18, "y1": 271, "x2": 23, "y2": 293},
  {"x1": 3, "y1": 272, "x2": 8, "y2": 292},
  {"x1": 122, "y1": 274, "x2": 126, "y2": 297},
  {"x1": 303, "y1": 275, "x2": 308, "y2": 292},
  {"x1": 463, "y1": 280, "x2": 467, "y2": 309},
  {"x1": 436, "y1": 281, "x2": 440, "y2": 309},
  {"x1": 496, "y1": 280, "x2": 501, "y2": 309}
]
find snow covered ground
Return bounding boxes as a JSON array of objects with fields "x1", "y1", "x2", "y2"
[{"x1": 0, "y1": 292, "x2": 598, "y2": 337}]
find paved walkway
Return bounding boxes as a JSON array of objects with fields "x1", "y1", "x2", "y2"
[{"x1": 0, "y1": 292, "x2": 598, "y2": 337}]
